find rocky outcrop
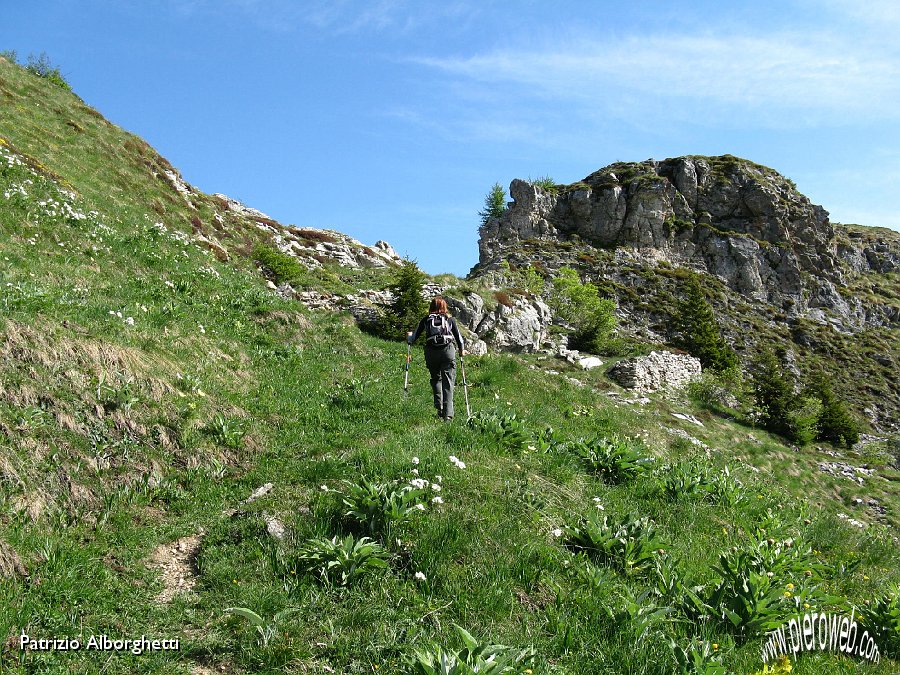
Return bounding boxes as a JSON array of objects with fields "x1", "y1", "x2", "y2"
[
  {"x1": 475, "y1": 156, "x2": 899, "y2": 328},
  {"x1": 607, "y1": 351, "x2": 702, "y2": 393},
  {"x1": 255, "y1": 220, "x2": 402, "y2": 270},
  {"x1": 445, "y1": 292, "x2": 551, "y2": 352}
]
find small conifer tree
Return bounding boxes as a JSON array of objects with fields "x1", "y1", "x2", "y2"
[
  {"x1": 479, "y1": 183, "x2": 507, "y2": 226},
  {"x1": 750, "y1": 349, "x2": 797, "y2": 438},
  {"x1": 805, "y1": 373, "x2": 860, "y2": 448},
  {"x1": 673, "y1": 275, "x2": 738, "y2": 373},
  {"x1": 378, "y1": 259, "x2": 428, "y2": 340}
]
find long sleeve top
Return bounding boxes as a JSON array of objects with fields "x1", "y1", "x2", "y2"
[{"x1": 409, "y1": 314, "x2": 465, "y2": 351}]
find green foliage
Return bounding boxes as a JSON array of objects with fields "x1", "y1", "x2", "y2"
[
  {"x1": 479, "y1": 182, "x2": 507, "y2": 226},
  {"x1": 751, "y1": 354, "x2": 860, "y2": 447},
  {"x1": 658, "y1": 463, "x2": 745, "y2": 507},
  {"x1": 565, "y1": 435, "x2": 654, "y2": 484},
  {"x1": 252, "y1": 243, "x2": 306, "y2": 285},
  {"x1": 564, "y1": 512, "x2": 664, "y2": 576},
  {"x1": 672, "y1": 275, "x2": 738, "y2": 373},
  {"x1": 750, "y1": 350, "x2": 799, "y2": 439},
  {"x1": 467, "y1": 410, "x2": 532, "y2": 450},
  {"x1": 703, "y1": 536, "x2": 837, "y2": 639},
  {"x1": 859, "y1": 585, "x2": 900, "y2": 658},
  {"x1": 21, "y1": 51, "x2": 72, "y2": 91},
  {"x1": 528, "y1": 175, "x2": 558, "y2": 193},
  {"x1": 377, "y1": 258, "x2": 428, "y2": 340},
  {"x1": 339, "y1": 477, "x2": 428, "y2": 536},
  {"x1": 668, "y1": 637, "x2": 728, "y2": 674},
  {"x1": 292, "y1": 534, "x2": 389, "y2": 587},
  {"x1": 785, "y1": 396, "x2": 823, "y2": 446},
  {"x1": 406, "y1": 625, "x2": 536, "y2": 674},
  {"x1": 550, "y1": 267, "x2": 617, "y2": 354},
  {"x1": 805, "y1": 374, "x2": 860, "y2": 448},
  {"x1": 207, "y1": 413, "x2": 244, "y2": 449},
  {"x1": 223, "y1": 606, "x2": 300, "y2": 647}
]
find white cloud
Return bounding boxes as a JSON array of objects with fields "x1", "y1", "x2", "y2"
[{"x1": 414, "y1": 31, "x2": 900, "y2": 127}]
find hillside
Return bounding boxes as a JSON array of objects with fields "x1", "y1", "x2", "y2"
[
  {"x1": 1, "y1": 55, "x2": 900, "y2": 675},
  {"x1": 471, "y1": 158, "x2": 900, "y2": 432}
]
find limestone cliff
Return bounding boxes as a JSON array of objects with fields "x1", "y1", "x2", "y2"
[
  {"x1": 475, "y1": 156, "x2": 899, "y2": 328},
  {"x1": 470, "y1": 155, "x2": 900, "y2": 430}
]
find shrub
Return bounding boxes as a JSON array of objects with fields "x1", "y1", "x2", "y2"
[
  {"x1": 750, "y1": 350, "x2": 798, "y2": 439},
  {"x1": 479, "y1": 183, "x2": 507, "y2": 226},
  {"x1": 550, "y1": 267, "x2": 617, "y2": 354},
  {"x1": 528, "y1": 175, "x2": 558, "y2": 193},
  {"x1": 23, "y1": 52, "x2": 72, "y2": 91},
  {"x1": 805, "y1": 374, "x2": 860, "y2": 448},
  {"x1": 785, "y1": 396, "x2": 823, "y2": 446},
  {"x1": 466, "y1": 410, "x2": 531, "y2": 450},
  {"x1": 858, "y1": 585, "x2": 900, "y2": 658},
  {"x1": 252, "y1": 244, "x2": 306, "y2": 285}
]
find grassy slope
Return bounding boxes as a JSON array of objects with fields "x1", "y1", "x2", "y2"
[{"x1": 1, "y1": 57, "x2": 899, "y2": 674}]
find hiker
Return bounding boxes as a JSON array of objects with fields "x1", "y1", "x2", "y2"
[{"x1": 408, "y1": 296, "x2": 465, "y2": 421}]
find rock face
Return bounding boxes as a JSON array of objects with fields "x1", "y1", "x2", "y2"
[
  {"x1": 475, "y1": 156, "x2": 898, "y2": 328},
  {"x1": 445, "y1": 292, "x2": 552, "y2": 352},
  {"x1": 608, "y1": 351, "x2": 702, "y2": 393}
]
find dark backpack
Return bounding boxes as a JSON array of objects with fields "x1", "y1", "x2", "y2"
[{"x1": 425, "y1": 313, "x2": 454, "y2": 346}]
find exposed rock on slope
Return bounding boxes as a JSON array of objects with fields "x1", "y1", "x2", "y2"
[
  {"x1": 476, "y1": 156, "x2": 899, "y2": 328},
  {"x1": 471, "y1": 156, "x2": 900, "y2": 430}
]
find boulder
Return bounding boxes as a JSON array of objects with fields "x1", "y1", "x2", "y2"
[{"x1": 608, "y1": 351, "x2": 701, "y2": 393}]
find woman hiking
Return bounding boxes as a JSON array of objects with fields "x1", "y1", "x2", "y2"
[{"x1": 408, "y1": 296, "x2": 465, "y2": 421}]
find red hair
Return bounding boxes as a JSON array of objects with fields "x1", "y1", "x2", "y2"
[{"x1": 429, "y1": 296, "x2": 448, "y2": 315}]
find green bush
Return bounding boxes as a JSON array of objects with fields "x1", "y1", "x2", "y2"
[
  {"x1": 550, "y1": 267, "x2": 617, "y2": 354},
  {"x1": 785, "y1": 396, "x2": 823, "y2": 446},
  {"x1": 750, "y1": 350, "x2": 798, "y2": 439},
  {"x1": 252, "y1": 243, "x2": 306, "y2": 285},
  {"x1": 566, "y1": 435, "x2": 654, "y2": 484},
  {"x1": 24, "y1": 52, "x2": 72, "y2": 91},
  {"x1": 564, "y1": 512, "x2": 663, "y2": 576},
  {"x1": 528, "y1": 175, "x2": 558, "y2": 193},
  {"x1": 292, "y1": 534, "x2": 389, "y2": 587},
  {"x1": 805, "y1": 374, "x2": 860, "y2": 448}
]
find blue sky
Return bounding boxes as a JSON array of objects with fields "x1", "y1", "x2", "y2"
[{"x1": 5, "y1": 0, "x2": 900, "y2": 275}]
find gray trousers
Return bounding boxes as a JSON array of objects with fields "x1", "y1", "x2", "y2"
[{"x1": 424, "y1": 343, "x2": 456, "y2": 418}]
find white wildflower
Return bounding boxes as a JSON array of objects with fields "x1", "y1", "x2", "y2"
[
  {"x1": 410, "y1": 478, "x2": 428, "y2": 489},
  {"x1": 552, "y1": 528, "x2": 563, "y2": 538},
  {"x1": 411, "y1": 468, "x2": 419, "y2": 476},
  {"x1": 414, "y1": 571, "x2": 426, "y2": 581},
  {"x1": 411, "y1": 457, "x2": 420, "y2": 465},
  {"x1": 432, "y1": 496, "x2": 444, "y2": 505},
  {"x1": 124, "y1": 317, "x2": 135, "y2": 326},
  {"x1": 430, "y1": 483, "x2": 441, "y2": 491},
  {"x1": 414, "y1": 503, "x2": 426, "y2": 511},
  {"x1": 320, "y1": 485, "x2": 328, "y2": 492}
]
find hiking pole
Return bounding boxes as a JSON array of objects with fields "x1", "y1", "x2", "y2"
[
  {"x1": 459, "y1": 352, "x2": 471, "y2": 419},
  {"x1": 404, "y1": 333, "x2": 412, "y2": 397}
]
